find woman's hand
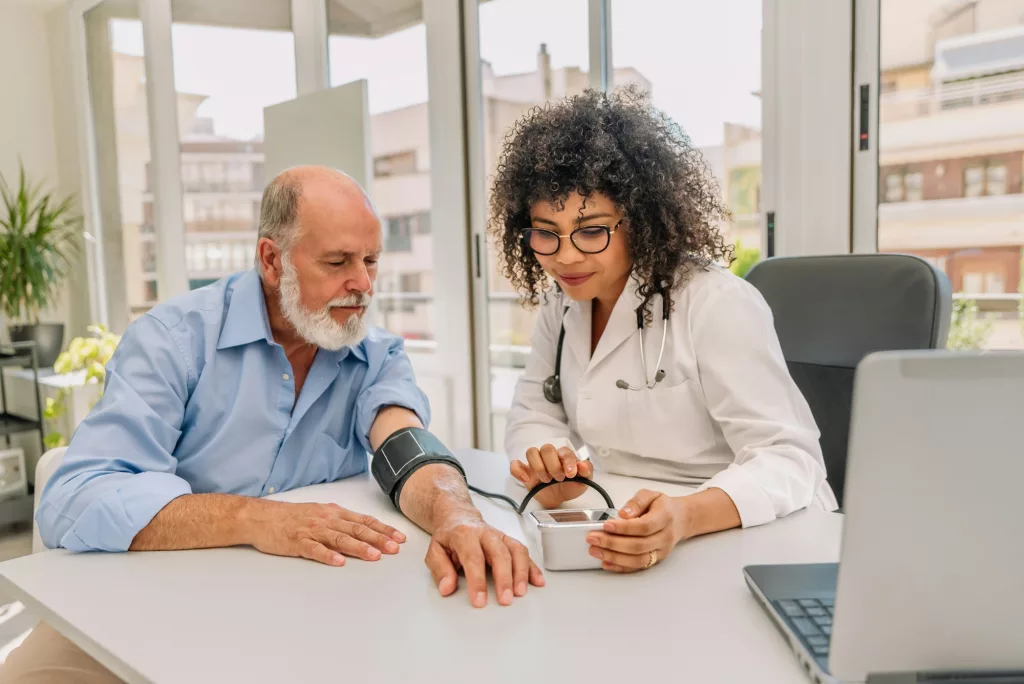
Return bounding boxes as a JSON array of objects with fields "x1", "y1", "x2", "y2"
[
  {"x1": 510, "y1": 444, "x2": 595, "y2": 509},
  {"x1": 585, "y1": 489, "x2": 687, "y2": 572},
  {"x1": 586, "y1": 488, "x2": 742, "y2": 572}
]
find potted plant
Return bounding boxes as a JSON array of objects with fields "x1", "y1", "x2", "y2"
[{"x1": 0, "y1": 161, "x2": 82, "y2": 366}]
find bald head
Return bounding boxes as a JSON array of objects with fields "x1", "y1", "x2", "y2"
[{"x1": 255, "y1": 165, "x2": 377, "y2": 273}]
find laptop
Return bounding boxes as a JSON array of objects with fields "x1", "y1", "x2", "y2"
[{"x1": 744, "y1": 351, "x2": 1024, "y2": 683}]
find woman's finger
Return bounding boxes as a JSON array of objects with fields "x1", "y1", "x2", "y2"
[
  {"x1": 601, "y1": 561, "x2": 640, "y2": 574},
  {"x1": 557, "y1": 447, "x2": 580, "y2": 478},
  {"x1": 588, "y1": 545, "x2": 649, "y2": 569},
  {"x1": 619, "y1": 489, "x2": 661, "y2": 518},
  {"x1": 586, "y1": 529, "x2": 669, "y2": 554},
  {"x1": 525, "y1": 448, "x2": 550, "y2": 483},
  {"x1": 510, "y1": 459, "x2": 531, "y2": 484},
  {"x1": 539, "y1": 444, "x2": 565, "y2": 481},
  {"x1": 577, "y1": 459, "x2": 594, "y2": 479}
]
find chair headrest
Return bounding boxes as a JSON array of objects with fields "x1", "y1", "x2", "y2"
[{"x1": 745, "y1": 254, "x2": 952, "y2": 368}]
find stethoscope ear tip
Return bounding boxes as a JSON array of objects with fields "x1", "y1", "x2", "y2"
[
  {"x1": 615, "y1": 379, "x2": 629, "y2": 390},
  {"x1": 654, "y1": 369, "x2": 666, "y2": 382}
]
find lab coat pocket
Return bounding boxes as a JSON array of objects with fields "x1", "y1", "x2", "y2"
[{"x1": 624, "y1": 379, "x2": 718, "y2": 461}]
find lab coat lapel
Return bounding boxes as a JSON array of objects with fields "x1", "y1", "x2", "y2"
[
  {"x1": 588, "y1": 278, "x2": 644, "y2": 371},
  {"x1": 562, "y1": 296, "x2": 591, "y2": 371}
]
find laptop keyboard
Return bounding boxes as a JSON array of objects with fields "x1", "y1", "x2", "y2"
[{"x1": 772, "y1": 598, "x2": 834, "y2": 657}]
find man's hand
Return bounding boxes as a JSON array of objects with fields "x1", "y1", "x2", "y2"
[
  {"x1": 245, "y1": 499, "x2": 406, "y2": 567},
  {"x1": 425, "y1": 510, "x2": 544, "y2": 608}
]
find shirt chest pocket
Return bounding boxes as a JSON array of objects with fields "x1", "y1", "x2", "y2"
[
  {"x1": 624, "y1": 378, "x2": 718, "y2": 461},
  {"x1": 301, "y1": 432, "x2": 367, "y2": 485}
]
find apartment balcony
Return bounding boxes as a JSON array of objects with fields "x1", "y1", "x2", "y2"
[
  {"x1": 880, "y1": 72, "x2": 1024, "y2": 123},
  {"x1": 879, "y1": 193, "x2": 1024, "y2": 250}
]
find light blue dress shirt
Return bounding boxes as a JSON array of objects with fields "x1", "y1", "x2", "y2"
[{"x1": 36, "y1": 269, "x2": 430, "y2": 552}]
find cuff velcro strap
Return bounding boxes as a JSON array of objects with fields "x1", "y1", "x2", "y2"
[{"x1": 370, "y1": 427, "x2": 465, "y2": 508}]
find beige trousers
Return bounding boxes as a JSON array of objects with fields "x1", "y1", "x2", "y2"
[{"x1": 0, "y1": 623, "x2": 122, "y2": 684}]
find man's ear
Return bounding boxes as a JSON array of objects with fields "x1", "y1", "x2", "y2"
[{"x1": 256, "y1": 238, "x2": 283, "y2": 286}]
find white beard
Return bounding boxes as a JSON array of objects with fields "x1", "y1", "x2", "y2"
[{"x1": 278, "y1": 254, "x2": 369, "y2": 351}]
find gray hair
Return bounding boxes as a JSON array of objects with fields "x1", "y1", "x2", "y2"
[{"x1": 254, "y1": 174, "x2": 302, "y2": 275}]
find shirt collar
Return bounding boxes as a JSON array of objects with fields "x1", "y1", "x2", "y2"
[
  {"x1": 215, "y1": 270, "x2": 369, "y2": 364},
  {"x1": 217, "y1": 270, "x2": 275, "y2": 350}
]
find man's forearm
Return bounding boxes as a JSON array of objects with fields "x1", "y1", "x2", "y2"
[
  {"x1": 129, "y1": 493, "x2": 262, "y2": 551},
  {"x1": 397, "y1": 463, "x2": 481, "y2": 534}
]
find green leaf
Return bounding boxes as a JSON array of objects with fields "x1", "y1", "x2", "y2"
[{"x1": 0, "y1": 163, "x2": 82, "y2": 322}]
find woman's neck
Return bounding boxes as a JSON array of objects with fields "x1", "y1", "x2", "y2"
[{"x1": 590, "y1": 271, "x2": 631, "y2": 353}]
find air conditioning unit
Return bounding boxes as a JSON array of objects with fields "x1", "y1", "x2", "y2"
[{"x1": 0, "y1": 448, "x2": 28, "y2": 500}]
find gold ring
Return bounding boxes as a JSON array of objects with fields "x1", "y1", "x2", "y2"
[{"x1": 646, "y1": 549, "x2": 658, "y2": 569}]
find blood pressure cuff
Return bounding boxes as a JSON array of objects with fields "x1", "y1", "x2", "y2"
[{"x1": 371, "y1": 427, "x2": 466, "y2": 509}]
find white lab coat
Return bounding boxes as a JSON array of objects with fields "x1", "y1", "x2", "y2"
[{"x1": 504, "y1": 265, "x2": 838, "y2": 527}]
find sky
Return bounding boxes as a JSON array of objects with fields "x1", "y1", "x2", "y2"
[{"x1": 111, "y1": 0, "x2": 761, "y2": 148}]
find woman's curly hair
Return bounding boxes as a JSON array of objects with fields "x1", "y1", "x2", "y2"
[{"x1": 488, "y1": 84, "x2": 733, "y2": 321}]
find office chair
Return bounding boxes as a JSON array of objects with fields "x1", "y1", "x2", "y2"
[{"x1": 745, "y1": 254, "x2": 952, "y2": 507}]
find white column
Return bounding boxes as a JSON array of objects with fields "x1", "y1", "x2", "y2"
[
  {"x1": 852, "y1": 0, "x2": 880, "y2": 254},
  {"x1": 424, "y1": 0, "x2": 479, "y2": 449},
  {"x1": 291, "y1": 0, "x2": 330, "y2": 94},
  {"x1": 139, "y1": 0, "x2": 188, "y2": 298},
  {"x1": 762, "y1": 0, "x2": 855, "y2": 257},
  {"x1": 588, "y1": 0, "x2": 612, "y2": 91}
]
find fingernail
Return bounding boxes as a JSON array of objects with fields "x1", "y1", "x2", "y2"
[
  {"x1": 392, "y1": 531, "x2": 407, "y2": 542},
  {"x1": 535, "y1": 574, "x2": 546, "y2": 587},
  {"x1": 501, "y1": 589, "x2": 513, "y2": 605},
  {"x1": 516, "y1": 581, "x2": 527, "y2": 597},
  {"x1": 473, "y1": 592, "x2": 487, "y2": 608},
  {"x1": 385, "y1": 540, "x2": 399, "y2": 553},
  {"x1": 334, "y1": 554, "x2": 346, "y2": 566},
  {"x1": 368, "y1": 548, "x2": 381, "y2": 560},
  {"x1": 604, "y1": 522, "x2": 615, "y2": 532},
  {"x1": 622, "y1": 506, "x2": 633, "y2": 515},
  {"x1": 567, "y1": 466, "x2": 576, "y2": 476},
  {"x1": 586, "y1": 533, "x2": 599, "y2": 544},
  {"x1": 589, "y1": 547, "x2": 602, "y2": 559}
]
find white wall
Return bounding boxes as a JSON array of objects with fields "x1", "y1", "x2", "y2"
[{"x1": 0, "y1": 4, "x2": 94, "y2": 343}]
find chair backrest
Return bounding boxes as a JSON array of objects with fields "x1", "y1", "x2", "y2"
[
  {"x1": 745, "y1": 254, "x2": 952, "y2": 506},
  {"x1": 32, "y1": 446, "x2": 67, "y2": 553}
]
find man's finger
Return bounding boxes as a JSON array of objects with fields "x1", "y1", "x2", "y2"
[
  {"x1": 299, "y1": 538, "x2": 345, "y2": 567},
  {"x1": 425, "y1": 540, "x2": 458, "y2": 597},
  {"x1": 332, "y1": 519, "x2": 399, "y2": 554},
  {"x1": 336, "y1": 510, "x2": 406, "y2": 544},
  {"x1": 508, "y1": 540, "x2": 532, "y2": 597},
  {"x1": 453, "y1": 537, "x2": 489, "y2": 608},
  {"x1": 539, "y1": 444, "x2": 565, "y2": 481},
  {"x1": 481, "y1": 533, "x2": 514, "y2": 606},
  {"x1": 619, "y1": 489, "x2": 661, "y2": 518},
  {"x1": 525, "y1": 448, "x2": 550, "y2": 483},
  {"x1": 319, "y1": 529, "x2": 381, "y2": 561},
  {"x1": 557, "y1": 448, "x2": 580, "y2": 478}
]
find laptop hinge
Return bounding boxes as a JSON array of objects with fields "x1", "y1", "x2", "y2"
[{"x1": 867, "y1": 672, "x2": 1024, "y2": 684}]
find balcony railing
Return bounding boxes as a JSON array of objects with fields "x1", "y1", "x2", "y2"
[{"x1": 880, "y1": 71, "x2": 1024, "y2": 122}]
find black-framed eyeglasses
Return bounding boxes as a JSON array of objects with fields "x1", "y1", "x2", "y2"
[{"x1": 521, "y1": 219, "x2": 624, "y2": 256}]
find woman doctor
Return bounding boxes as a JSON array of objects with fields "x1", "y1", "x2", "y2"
[{"x1": 493, "y1": 86, "x2": 837, "y2": 573}]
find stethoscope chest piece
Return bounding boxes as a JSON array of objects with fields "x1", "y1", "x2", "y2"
[{"x1": 542, "y1": 375, "x2": 562, "y2": 404}]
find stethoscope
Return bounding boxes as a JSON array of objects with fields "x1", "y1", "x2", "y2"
[{"x1": 542, "y1": 293, "x2": 670, "y2": 404}]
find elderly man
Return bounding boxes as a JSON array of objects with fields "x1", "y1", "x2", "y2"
[{"x1": 1, "y1": 166, "x2": 541, "y2": 683}]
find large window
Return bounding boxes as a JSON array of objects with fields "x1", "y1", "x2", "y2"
[
  {"x1": 169, "y1": 11, "x2": 295, "y2": 297},
  {"x1": 477, "y1": 0, "x2": 591, "y2": 449},
  {"x1": 877, "y1": 1, "x2": 1024, "y2": 350},
  {"x1": 329, "y1": 9, "x2": 434, "y2": 345}
]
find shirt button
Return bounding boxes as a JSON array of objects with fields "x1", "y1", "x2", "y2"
[
  {"x1": 268, "y1": 486, "x2": 276, "y2": 494},
  {"x1": 282, "y1": 373, "x2": 290, "y2": 381}
]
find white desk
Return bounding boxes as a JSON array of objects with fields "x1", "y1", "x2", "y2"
[{"x1": 0, "y1": 450, "x2": 842, "y2": 683}]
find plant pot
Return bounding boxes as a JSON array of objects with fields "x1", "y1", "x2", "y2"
[{"x1": 8, "y1": 323, "x2": 65, "y2": 368}]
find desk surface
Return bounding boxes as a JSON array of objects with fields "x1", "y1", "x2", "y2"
[{"x1": 0, "y1": 450, "x2": 842, "y2": 683}]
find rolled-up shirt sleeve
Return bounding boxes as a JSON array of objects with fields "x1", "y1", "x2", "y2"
[
  {"x1": 36, "y1": 315, "x2": 194, "y2": 552},
  {"x1": 355, "y1": 333, "x2": 431, "y2": 454}
]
